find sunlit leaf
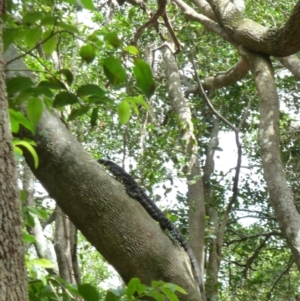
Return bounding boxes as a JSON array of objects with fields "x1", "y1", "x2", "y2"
[
  {"x1": 124, "y1": 45, "x2": 138, "y2": 56},
  {"x1": 42, "y1": 30, "x2": 57, "y2": 56},
  {"x1": 31, "y1": 258, "x2": 55, "y2": 268},
  {"x1": 126, "y1": 278, "x2": 140, "y2": 297},
  {"x1": 13, "y1": 139, "x2": 39, "y2": 168},
  {"x1": 117, "y1": 101, "x2": 131, "y2": 124},
  {"x1": 9, "y1": 109, "x2": 35, "y2": 134},
  {"x1": 79, "y1": 44, "x2": 96, "y2": 64},
  {"x1": 25, "y1": 28, "x2": 43, "y2": 48},
  {"x1": 24, "y1": 233, "x2": 36, "y2": 243}
]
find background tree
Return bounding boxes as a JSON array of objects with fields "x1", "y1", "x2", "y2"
[{"x1": 2, "y1": 0, "x2": 300, "y2": 300}]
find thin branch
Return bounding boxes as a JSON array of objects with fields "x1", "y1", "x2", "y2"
[
  {"x1": 191, "y1": 54, "x2": 243, "y2": 258},
  {"x1": 132, "y1": 0, "x2": 167, "y2": 45}
]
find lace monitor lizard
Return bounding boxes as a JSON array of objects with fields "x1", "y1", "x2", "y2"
[{"x1": 98, "y1": 159, "x2": 206, "y2": 301}]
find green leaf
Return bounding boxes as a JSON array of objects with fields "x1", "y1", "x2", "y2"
[
  {"x1": 10, "y1": 117, "x2": 19, "y2": 133},
  {"x1": 105, "y1": 291, "x2": 119, "y2": 301},
  {"x1": 14, "y1": 146, "x2": 23, "y2": 156},
  {"x1": 24, "y1": 233, "x2": 37, "y2": 243},
  {"x1": 26, "y1": 98, "x2": 43, "y2": 124},
  {"x1": 126, "y1": 278, "x2": 140, "y2": 297},
  {"x1": 26, "y1": 206, "x2": 48, "y2": 219},
  {"x1": 124, "y1": 45, "x2": 139, "y2": 56},
  {"x1": 124, "y1": 96, "x2": 150, "y2": 111},
  {"x1": 57, "y1": 21, "x2": 79, "y2": 33},
  {"x1": 13, "y1": 140, "x2": 39, "y2": 168},
  {"x1": 88, "y1": 96, "x2": 112, "y2": 105},
  {"x1": 79, "y1": 44, "x2": 96, "y2": 64},
  {"x1": 31, "y1": 258, "x2": 55, "y2": 268},
  {"x1": 68, "y1": 106, "x2": 90, "y2": 121},
  {"x1": 133, "y1": 59, "x2": 156, "y2": 98},
  {"x1": 81, "y1": 0, "x2": 96, "y2": 10},
  {"x1": 77, "y1": 84, "x2": 105, "y2": 97},
  {"x1": 6, "y1": 76, "x2": 34, "y2": 95},
  {"x1": 9, "y1": 109, "x2": 35, "y2": 134},
  {"x1": 38, "y1": 79, "x2": 66, "y2": 90},
  {"x1": 117, "y1": 101, "x2": 131, "y2": 124},
  {"x1": 151, "y1": 280, "x2": 165, "y2": 288},
  {"x1": 42, "y1": 30, "x2": 57, "y2": 56},
  {"x1": 103, "y1": 57, "x2": 126, "y2": 86},
  {"x1": 40, "y1": 15, "x2": 56, "y2": 26},
  {"x1": 160, "y1": 287, "x2": 179, "y2": 301},
  {"x1": 78, "y1": 283, "x2": 100, "y2": 301},
  {"x1": 104, "y1": 32, "x2": 122, "y2": 48},
  {"x1": 137, "y1": 283, "x2": 147, "y2": 295},
  {"x1": 25, "y1": 28, "x2": 43, "y2": 49},
  {"x1": 3, "y1": 29, "x2": 17, "y2": 51},
  {"x1": 53, "y1": 92, "x2": 79, "y2": 108},
  {"x1": 21, "y1": 86, "x2": 54, "y2": 98},
  {"x1": 146, "y1": 290, "x2": 165, "y2": 301},
  {"x1": 23, "y1": 12, "x2": 44, "y2": 25},
  {"x1": 90, "y1": 108, "x2": 98, "y2": 127},
  {"x1": 27, "y1": 206, "x2": 48, "y2": 219},
  {"x1": 20, "y1": 190, "x2": 27, "y2": 202},
  {"x1": 58, "y1": 69, "x2": 74, "y2": 86}
]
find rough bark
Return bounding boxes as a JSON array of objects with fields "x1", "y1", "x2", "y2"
[
  {"x1": 4, "y1": 45, "x2": 202, "y2": 301},
  {"x1": 20, "y1": 107, "x2": 201, "y2": 300},
  {"x1": 0, "y1": 15, "x2": 28, "y2": 301},
  {"x1": 207, "y1": 0, "x2": 300, "y2": 56}
]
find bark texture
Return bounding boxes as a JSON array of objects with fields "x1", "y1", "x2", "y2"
[
  {"x1": 244, "y1": 49, "x2": 300, "y2": 269},
  {"x1": 4, "y1": 44, "x2": 203, "y2": 301},
  {"x1": 207, "y1": 0, "x2": 300, "y2": 56},
  {"x1": 0, "y1": 16, "x2": 28, "y2": 301},
  {"x1": 20, "y1": 107, "x2": 201, "y2": 300}
]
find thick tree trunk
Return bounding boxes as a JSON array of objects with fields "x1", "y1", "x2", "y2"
[
  {"x1": 0, "y1": 16, "x2": 28, "y2": 301},
  {"x1": 4, "y1": 45, "x2": 202, "y2": 300}
]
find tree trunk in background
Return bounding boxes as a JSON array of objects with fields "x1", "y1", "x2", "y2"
[
  {"x1": 23, "y1": 164, "x2": 58, "y2": 274},
  {"x1": 162, "y1": 45, "x2": 206, "y2": 274},
  {"x1": 55, "y1": 206, "x2": 81, "y2": 284},
  {"x1": 246, "y1": 51, "x2": 300, "y2": 269},
  {"x1": 0, "y1": 14, "x2": 28, "y2": 301}
]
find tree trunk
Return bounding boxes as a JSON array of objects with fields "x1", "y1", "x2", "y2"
[
  {"x1": 0, "y1": 15, "x2": 28, "y2": 301},
  {"x1": 4, "y1": 45, "x2": 202, "y2": 300}
]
